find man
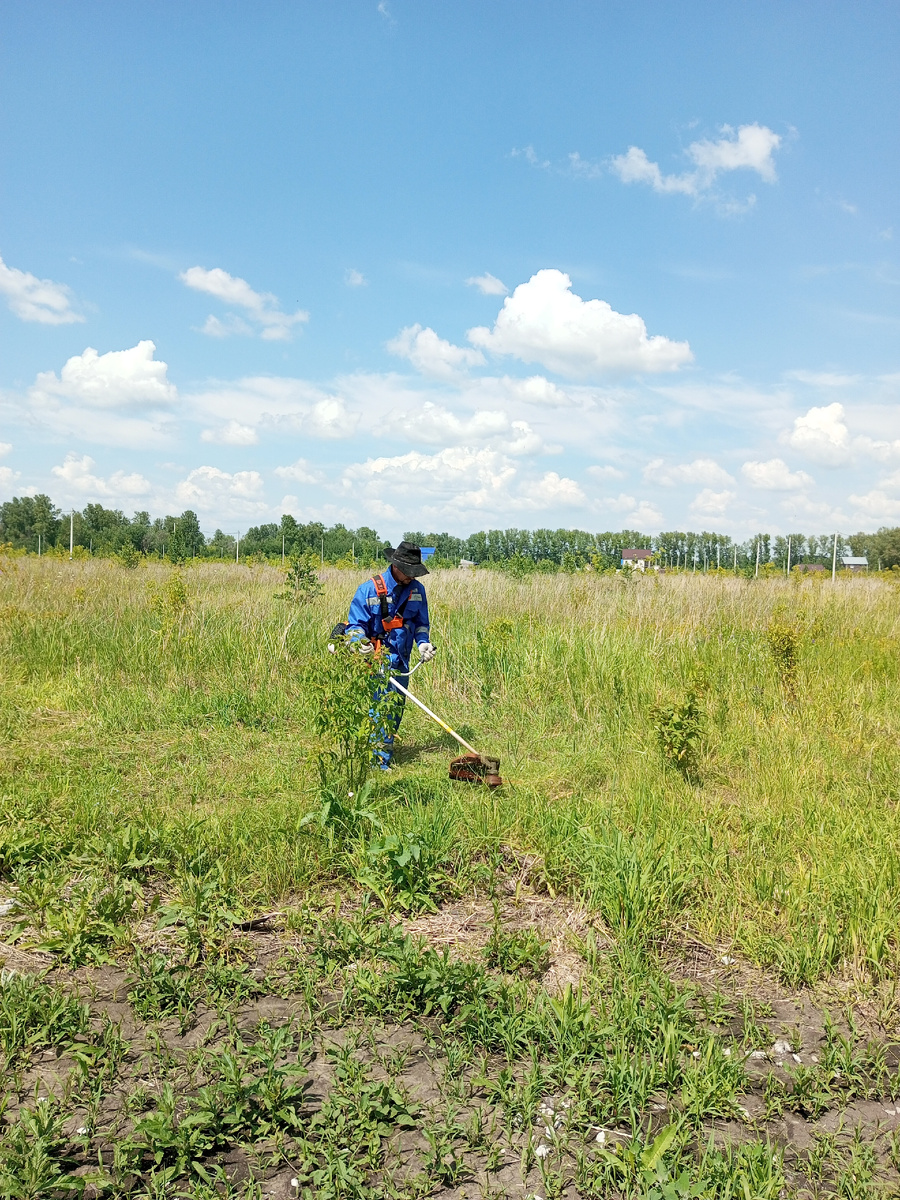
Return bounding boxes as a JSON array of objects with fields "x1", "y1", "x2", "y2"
[{"x1": 345, "y1": 541, "x2": 436, "y2": 769}]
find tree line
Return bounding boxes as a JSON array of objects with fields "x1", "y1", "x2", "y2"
[{"x1": 2, "y1": 492, "x2": 900, "y2": 570}]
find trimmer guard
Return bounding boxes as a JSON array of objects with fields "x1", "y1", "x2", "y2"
[{"x1": 449, "y1": 753, "x2": 502, "y2": 788}]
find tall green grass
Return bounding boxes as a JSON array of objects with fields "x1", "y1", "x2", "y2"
[{"x1": 2, "y1": 555, "x2": 899, "y2": 985}]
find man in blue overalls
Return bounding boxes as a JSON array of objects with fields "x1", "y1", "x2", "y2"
[{"x1": 345, "y1": 541, "x2": 436, "y2": 769}]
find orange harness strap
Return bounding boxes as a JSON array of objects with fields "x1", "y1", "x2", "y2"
[{"x1": 371, "y1": 573, "x2": 405, "y2": 655}]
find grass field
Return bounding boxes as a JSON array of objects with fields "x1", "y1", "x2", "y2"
[{"x1": 1, "y1": 555, "x2": 899, "y2": 1198}]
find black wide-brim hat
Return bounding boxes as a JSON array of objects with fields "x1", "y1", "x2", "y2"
[{"x1": 383, "y1": 540, "x2": 429, "y2": 577}]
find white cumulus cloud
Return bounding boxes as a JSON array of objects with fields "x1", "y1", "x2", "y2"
[
  {"x1": 384, "y1": 401, "x2": 541, "y2": 454},
  {"x1": 466, "y1": 272, "x2": 509, "y2": 296},
  {"x1": 345, "y1": 268, "x2": 367, "y2": 288},
  {"x1": 342, "y1": 445, "x2": 583, "y2": 520},
  {"x1": 51, "y1": 453, "x2": 152, "y2": 498},
  {"x1": 611, "y1": 123, "x2": 782, "y2": 199},
  {"x1": 530, "y1": 472, "x2": 586, "y2": 507},
  {"x1": 21, "y1": 342, "x2": 178, "y2": 449},
  {"x1": 30, "y1": 341, "x2": 176, "y2": 411},
  {"x1": 587, "y1": 464, "x2": 626, "y2": 481},
  {"x1": 273, "y1": 458, "x2": 321, "y2": 484},
  {"x1": 200, "y1": 420, "x2": 258, "y2": 446},
  {"x1": 503, "y1": 375, "x2": 575, "y2": 407},
  {"x1": 848, "y1": 490, "x2": 900, "y2": 521},
  {"x1": 187, "y1": 377, "x2": 358, "y2": 441},
  {"x1": 741, "y1": 458, "x2": 814, "y2": 490},
  {"x1": 180, "y1": 266, "x2": 309, "y2": 342},
  {"x1": 690, "y1": 488, "x2": 736, "y2": 517},
  {"x1": 643, "y1": 457, "x2": 734, "y2": 486},
  {"x1": 0, "y1": 442, "x2": 11, "y2": 457},
  {"x1": 784, "y1": 403, "x2": 851, "y2": 465},
  {"x1": 174, "y1": 465, "x2": 267, "y2": 516},
  {"x1": 467, "y1": 269, "x2": 692, "y2": 378},
  {"x1": 0, "y1": 465, "x2": 18, "y2": 490},
  {"x1": 601, "y1": 493, "x2": 663, "y2": 528},
  {"x1": 0, "y1": 253, "x2": 84, "y2": 325},
  {"x1": 387, "y1": 324, "x2": 486, "y2": 379}
]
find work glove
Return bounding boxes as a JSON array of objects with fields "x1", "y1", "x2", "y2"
[
  {"x1": 357, "y1": 639, "x2": 375, "y2": 656},
  {"x1": 418, "y1": 642, "x2": 437, "y2": 662}
]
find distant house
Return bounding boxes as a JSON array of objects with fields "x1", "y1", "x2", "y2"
[
  {"x1": 841, "y1": 556, "x2": 868, "y2": 573},
  {"x1": 622, "y1": 548, "x2": 653, "y2": 571}
]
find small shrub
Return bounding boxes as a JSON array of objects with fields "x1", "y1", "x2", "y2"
[
  {"x1": 500, "y1": 554, "x2": 535, "y2": 580},
  {"x1": 766, "y1": 617, "x2": 800, "y2": 694},
  {"x1": 148, "y1": 571, "x2": 192, "y2": 644},
  {"x1": 650, "y1": 689, "x2": 704, "y2": 780},
  {"x1": 115, "y1": 542, "x2": 143, "y2": 568},
  {"x1": 276, "y1": 553, "x2": 323, "y2": 604},
  {"x1": 312, "y1": 639, "x2": 381, "y2": 793}
]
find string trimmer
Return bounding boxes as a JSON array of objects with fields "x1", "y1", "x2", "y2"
[{"x1": 389, "y1": 669, "x2": 502, "y2": 788}]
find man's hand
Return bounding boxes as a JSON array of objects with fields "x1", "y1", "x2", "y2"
[{"x1": 418, "y1": 642, "x2": 437, "y2": 662}]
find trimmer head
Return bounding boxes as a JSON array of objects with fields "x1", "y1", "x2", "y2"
[{"x1": 449, "y1": 753, "x2": 502, "y2": 788}]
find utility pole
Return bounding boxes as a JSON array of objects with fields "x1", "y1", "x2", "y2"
[
  {"x1": 236, "y1": 533, "x2": 240, "y2": 564},
  {"x1": 282, "y1": 534, "x2": 285, "y2": 566},
  {"x1": 69, "y1": 511, "x2": 74, "y2": 560},
  {"x1": 733, "y1": 544, "x2": 737, "y2": 572},
  {"x1": 786, "y1": 536, "x2": 792, "y2": 576},
  {"x1": 832, "y1": 532, "x2": 838, "y2": 581},
  {"x1": 755, "y1": 537, "x2": 760, "y2": 578}
]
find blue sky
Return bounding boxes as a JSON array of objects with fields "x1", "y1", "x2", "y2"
[{"x1": 1, "y1": 1, "x2": 898, "y2": 540}]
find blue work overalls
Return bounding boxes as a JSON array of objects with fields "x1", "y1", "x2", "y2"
[{"x1": 346, "y1": 567, "x2": 430, "y2": 767}]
